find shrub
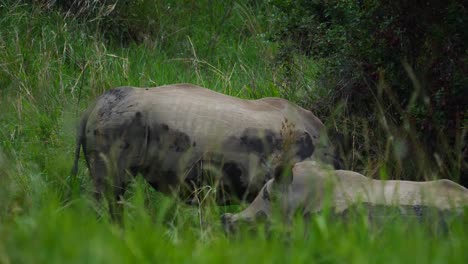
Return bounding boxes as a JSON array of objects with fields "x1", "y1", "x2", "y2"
[{"x1": 268, "y1": 0, "x2": 467, "y2": 184}]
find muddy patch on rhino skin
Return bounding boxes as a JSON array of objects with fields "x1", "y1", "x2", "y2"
[
  {"x1": 97, "y1": 87, "x2": 133, "y2": 120},
  {"x1": 225, "y1": 128, "x2": 315, "y2": 156},
  {"x1": 147, "y1": 123, "x2": 192, "y2": 154},
  {"x1": 239, "y1": 128, "x2": 281, "y2": 154},
  {"x1": 224, "y1": 128, "x2": 315, "y2": 164},
  {"x1": 221, "y1": 161, "x2": 249, "y2": 202},
  {"x1": 92, "y1": 110, "x2": 146, "y2": 155},
  {"x1": 219, "y1": 128, "x2": 315, "y2": 201},
  {"x1": 295, "y1": 131, "x2": 314, "y2": 159},
  {"x1": 223, "y1": 128, "x2": 282, "y2": 156},
  {"x1": 91, "y1": 116, "x2": 195, "y2": 191}
]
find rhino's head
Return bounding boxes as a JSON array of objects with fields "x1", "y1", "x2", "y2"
[
  {"x1": 220, "y1": 164, "x2": 295, "y2": 234},
  {"x1": 220, "y1": 184, "x2": 272, "y2": 234}
]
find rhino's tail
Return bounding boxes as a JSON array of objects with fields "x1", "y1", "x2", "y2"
[{"x1": 70, "y1": 109, "x2": 90, "y2": 181}]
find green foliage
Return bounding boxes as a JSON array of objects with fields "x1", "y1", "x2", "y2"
[{"x1": 267, "y1": 0, "x2": 467, "y2": 182}]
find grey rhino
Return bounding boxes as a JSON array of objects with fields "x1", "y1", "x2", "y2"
[
  {"x1": 221, "y1": 160, "x2": 468, "y2": 233},
  {"x1": 71, "y1": 84, "x2": 339, "y2": 215}
]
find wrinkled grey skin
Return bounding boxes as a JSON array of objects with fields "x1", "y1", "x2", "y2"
[
  {"x1": 221, "y1": 161, "x2": 468, "y2": 233},
  {"x1": 71, "y1": 84, "x2": 339, "y2": 217}
]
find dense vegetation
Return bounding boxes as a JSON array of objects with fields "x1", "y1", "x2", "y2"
[
  {"x1": 268, "y1": 0, "x2": 467, "y2": 184},
  {"x1": 0, "y1": 0, "x2": 466, "y2": 263}
]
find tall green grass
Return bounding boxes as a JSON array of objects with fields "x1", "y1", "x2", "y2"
[{"x1": 0, "y1": 1, "x2": 467, "y2": 263}]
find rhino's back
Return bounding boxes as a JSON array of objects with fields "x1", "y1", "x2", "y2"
[
  {"x1": 85, "y1": 84, "x2": 316, "y2": 173},
  {"x1": 140, "y1": 84, "x2": 319, "y2": 139},
  {"x1": 139, "y1": 84, "x2": 285, "y2": 143},
  {"x1": 322, "y1": 170, "x2": 468, "y2": 214},
  {"x1": 351, "y1": 178, "x2": 468, "y2": 209},
  {"x1": 89, "y1": 84, "x2": 321, "y2": 150}
]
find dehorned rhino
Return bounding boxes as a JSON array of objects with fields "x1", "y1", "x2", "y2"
[
  {"x1": 71, "y1": 84, "x2": 340, "y2": 217},
  {"x1": 221, "y1": 161, "x2": 468, "y2": 233}
]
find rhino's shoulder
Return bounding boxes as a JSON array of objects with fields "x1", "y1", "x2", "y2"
[
  {"x1": 335, "y1": 170, "x2": 368, "y2": 179},
  {"x1": 257, "y1": 97, "x2": 291, "y2": 109},
  {"x1": 94, "y1": 87, "x2": 137, "y2": 112},
  {"x1": 100, "y1": 86, "x2": 136, "y2": 99},
  {"x1": 148, "y1": 84, "x2": 238, "y2": 101},
  {"x1": 160, "y1": 83, "x2": 205, "y2": 89}
]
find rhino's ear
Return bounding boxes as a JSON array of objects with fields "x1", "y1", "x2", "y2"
[{"x1": 273, "y1": 163, "x2": 294, "y2": 185}]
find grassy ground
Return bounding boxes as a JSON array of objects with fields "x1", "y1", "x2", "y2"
[{"x1": 0, "y1": 2, "x2": 467, "y2": 263}]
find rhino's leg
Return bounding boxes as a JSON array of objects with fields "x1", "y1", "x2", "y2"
[
  {"x1": 302, "y1": 211, "x2": 312, "y2": 240},
  {"x1": 88, "y1": 148, "x2": 132, "y2": 222},
  {"x1": 109, "y1": 157, "x2": 132, "y2": 222},
  {"x1": 87, "y1": 151, "x2": 107, "y2": 201}
]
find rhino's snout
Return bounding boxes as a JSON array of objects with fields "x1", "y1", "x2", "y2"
[
  {"x1": 221, "y1": 213, "x2": 236, "y2": 234},
  {"x1": 221, "y1": 213, "x2": 254, "y2": 234},
  {"x1": 221, "y1": 211, "x2": 271, "y2": 235}
]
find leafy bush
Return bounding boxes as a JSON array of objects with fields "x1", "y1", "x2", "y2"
[{"x1": 268, "y1": 0, "x2": 467, "y2": 184}]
